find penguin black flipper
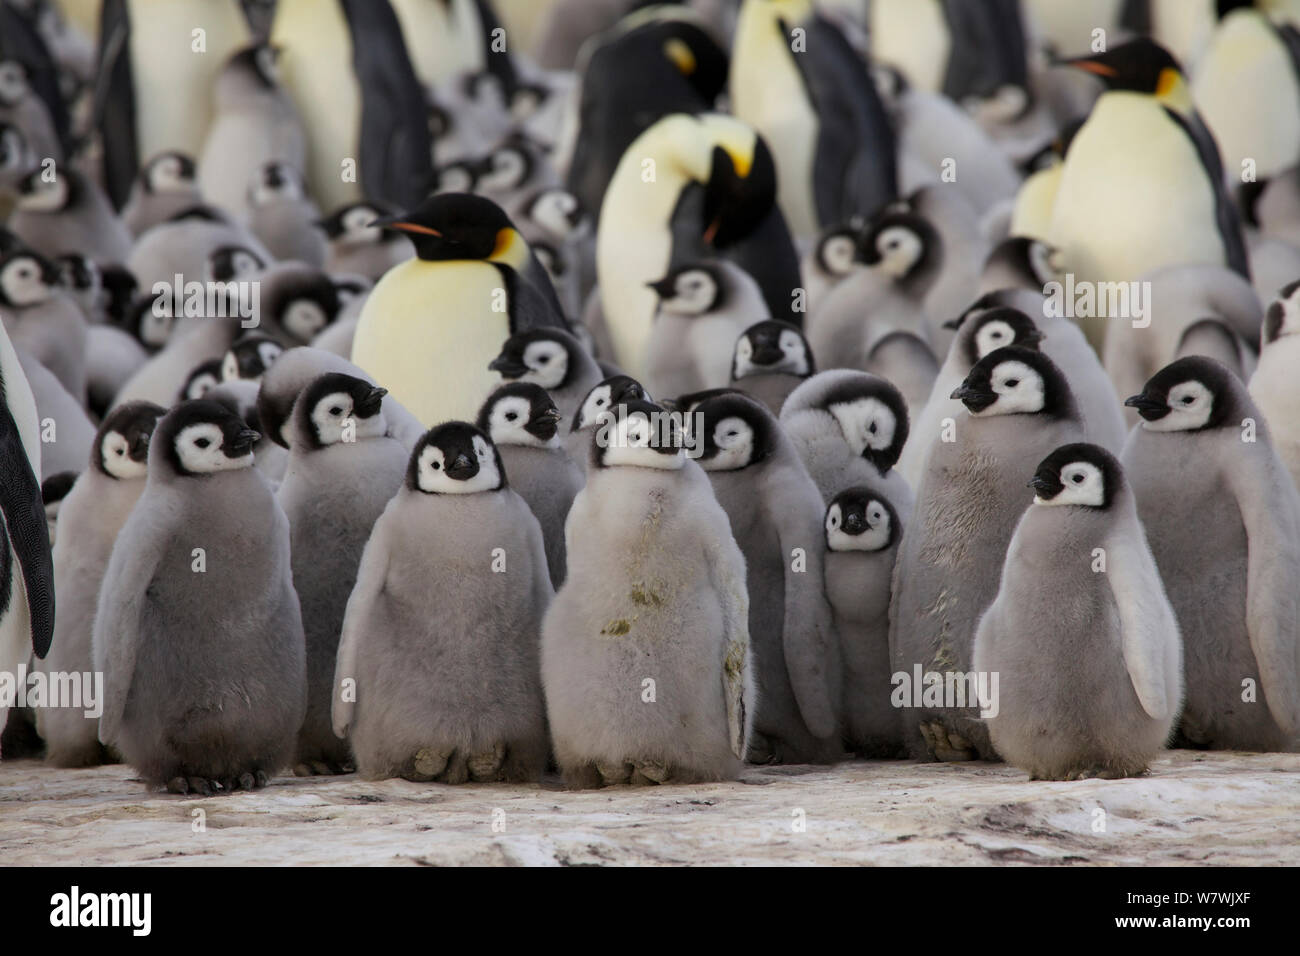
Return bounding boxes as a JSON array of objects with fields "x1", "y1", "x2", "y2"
[
  {"x1": 1162, "y1": 107, "x2": 1251, "y2": 280},
  {"x1": 494, "y1": 265, "x2": 569, "y2": 334},
  {"x1": 0, "y1": 3, "x2": 70, "y2": 155},
  {"x1": 940, "y1": 0, "x2": 1027, "y2": 102},
  {"x1": 784, "y1": 15, "x2": 898, "y2": 226},
  {"x1": 0, "y1": 402, "x2": 54, "y2": 660},
  {"x1": 520, "y1": 253, "x2": 569, "y2": 325},
  {"x1": 471, "y1": 0, "x2": 519, "y2": 101},
  {"x1": 339, "y1": 0, "x2": 434, "y2": 210},
  {"x1": 94, "y1": 0, "x2": 138, "y2": 211}
]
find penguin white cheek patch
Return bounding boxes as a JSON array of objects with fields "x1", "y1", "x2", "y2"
[
  {"x1": 522, "y1": 342, "x2": 566, "y2": 388},
  {"x1": 101, "y1": 433, "x2": 147, "y2": 480},
  {"x1": 829, "y1": 398, "x2": 895, "y2": 455},
  {"x1": 175, "y1": 424, "x2": 253, "y2": 474},
  {"x1": 1142, "y1": 382, "x2": 1213, "y2": 432}
]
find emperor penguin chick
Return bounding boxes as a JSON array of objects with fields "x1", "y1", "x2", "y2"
[
  {"x1": 121, "y1": 152, "x2": 202, "y2": 237},
  {"x1": 695, "y1": 392, "x2": 840, "y2": 764},
  {"x1": 94, "y1": 401, "x2": 307, "y2": 794},
  {"x1": 488, "y1": 326, "x2": 603, "y2": 426},
  {"x1": 823, "y1": 488, "x2": 905, "y2": 758},
  {"x1": 562, "y1": 374, "x2": 649, "y2": 474},
  {"x1": 333, "y1": 423, "x2": 552, "y2": 783},
  {"x1": 974, "y1": 444, "x2": 1183, "y2": 780},
  {"x1": 891, "y1": 347, "x2": 1085, "y2": 762},
  {"x1": 34, "y1": 402, "x2": 166, "y2": 767},
  {"x1": 477, "y1": 383, "x2": 583, "y2": 589},
  {"x1": 542, "y1": 400, "x2": 754, "y2": 787},
  {"x1": 279, "y1": 373, "x2": 408, "y2": 773},
  {"x1": 1249, "y1": 281, "x2": 1300, "y2": 489},
  {"x1": 246, "y1": 161, "x2": 327, "y2": 267},
  {"x1": 1123, "y1": 357, "x2": 1300, "y2": 751},
  {"x1": 730, "y1": 319, "x2": 814, "y2": 417}
]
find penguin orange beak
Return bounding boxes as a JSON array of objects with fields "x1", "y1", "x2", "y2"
[
  {"x1": 371, "y1": 216, "x2": 442, "y2": 237},
  {"x1": 1069, "y1": 60, "x2": 1117, "y2": 78}
]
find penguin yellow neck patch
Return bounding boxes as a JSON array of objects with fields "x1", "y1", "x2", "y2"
[
  {"x1": 491, "y1": 227, "x2": 526, "y2": 266},
  {"x1": 1155, "y1": 68, "x2": 1192, "y2": 112},
  {"x1": 663, "y1": 38, "x2": 696, "y2": 75}
]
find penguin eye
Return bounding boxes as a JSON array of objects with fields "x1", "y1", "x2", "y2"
[
  {"x1": 595, "y1": 398, "x2": 606, "y2": 407},
  {"x1": 194, "y1": 437, "x2": 211, "y2": 449},
  {"x1": 830, "y1": 514, "x2": 839, "y2": 527},
  {"x1": 538, "y1": 356, "x2": 550, "y2": 364},
  {"x1": 431, "y1": 461, "x2": 441, "y2": 470},
  {"x1": 1005, "y1": 378, "x2": 1020, "y2": 388},
  {"x1": 1180, "y1": 395, "x2": 1194, "y2": 404},
  {"x1": 505, "y1": 412, "x2": 518, "y2": 421},
  {"x1": 1072, "y1": 474, "x2": 1083, "y2": 483},
  {"x1": 868, "y1": 423, "x2": 877, "y2": 434},
  {"x1": 329, "y1": 406, "x2": 343, "y2": 416}
]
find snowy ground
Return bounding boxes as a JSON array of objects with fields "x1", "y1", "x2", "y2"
[{"x1": 1, "y1": 750, "x2": 1296, "y2": 865}]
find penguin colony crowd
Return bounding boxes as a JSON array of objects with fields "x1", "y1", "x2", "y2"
[{"x1": 1, "y1": 0, "x2": 1299, "y2": 798}]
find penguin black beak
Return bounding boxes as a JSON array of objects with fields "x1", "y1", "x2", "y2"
[
  {"x1": 941, "y1": 316, "x2": 964, "y2": 330},
  {"x1": 1022, "y1": 329, "x2": 1044, "y2": 348},
  {"x1": 1028, "y1": 475, "x2": 1055, "y2": 494},
  {"x1": 228, "y1": 428, "x2": 261, "y2": 456},
  {"x1": 355, "y1": 386, "x2": 387, "y2": 417},
  {"x1": 445, "y1": 453, "x2": 478, "y2": 480},
  {"x1": 646, "y1": 276, "x2": 677, "y2": 299},
  {"x1": 487, "y1": 354, "x2": 528, "y2": 377},
  {"x1": 1124, "y1": 394, "x2": 1169, "y2": 420},
  {"x1": 751, "y1": 343, "x2": 784, "y2": 366},
  {"x1": 842, "y1": 510, "x2": 865, "y2": 535},
  {"x1": 129, "y1": 432, "x2": 151, "y2": 459},
  {"x1": 950, "y1": 383, "x2": 996, "y2": 413},
  {"x1": 535, "y1": 407, "x2": 562, "y2": 426}
]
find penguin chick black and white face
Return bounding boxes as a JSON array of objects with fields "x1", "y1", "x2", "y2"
[
  {"x1": 55, "y1": 253, "x2": 99, "y2": 297},
  {"x1": 181, "y1": 359, "x2": 223, "y2": 401},
  {"x1": 0, "y1": 250, "x2": 58, "y2": 307},
  {"x1": 95, "y1": 401, "x2": 166, "y2": 480},
  {"x1": 132, "y1": 294, "x2": 175, "y2": 350},
  {"x1": 477, "y1": 382, "x2": 562, "y2": 448},
  {"x1": 816, "y1": 226, "x2": 862, "y2": 277},
  {"x1": 270, "y1": 273, "x2": 341, "y2": 343},
  {"x1": 298, "y1": 372, "x2": 388, "y2": 449},
  {"x1": 409, "y1": 422, "x2": 504, "y2": 494},
  {"x1": 319, "y1": 202, "x2": 393, "y2": 247},
  {"x1": 983, "y1": 236, "x2": 1059, "y2": 289},
  {"x1": 374, "y1": 192, "x2": 522, "y2": 262},
  {"x1": 696, "y1": 393, "x2": 775, "y2": 472},
  {"x1": 593, "y1": 399, "x2": 685, "y2": 471},
  {"x1": 648, "y1": 263, "x2": 723, "y2": 317},
  {"x1": 14, "y1": 167, "x2": 69, "y2": 212},
  {"x1": 825, "y1": 488, "x2": 898, "y2": 552},
  {"x1": 571, "y1": 375, "x2": 649, "y2": 432},
  {"x1": 222, "y1": 334, "x2": 283, "y2": 383},
  {"x1": 525, "y1": 188, "x2": 584, "y2": 238},
  {"x1": 142, "y1": 152, "x2": 197, "y2": 194},
  {"x1": 156, "y1": 400, "x2": 261, "y2": 477},
  {"x1": 1124, "y1": 356, "x2": 1238, "y2": 432},
  {"x1": 732, "y1": 319, "x2": 813, "y2": 380},
  {"x1": 249, "y1": 161, "x2": 304, "y2": 206},
  {"x1": 952, "y1": 347, "x2": 1073, "y2": 418},
  {"x1": 1028, "y1": 443, "x2": 1121, "y2": 509},
  {"x1": 859, "y1": 212, "x2": 938, "y2": 281},
  {"x1": 946, "y1": 306, "x2": 1044, "y2": 365},
  {"x1": 819, "y1": 380, "x2": 910, "y2": 472},
  {"x1": 489, "y1": 328, "x2": 582, "y2": 390},
  {"x1": 1263, "y1": 279, "x2": 1300, "y2": 345},
  {"x1": 208, "y1": 245, "x2": 266, "y2": 283}
]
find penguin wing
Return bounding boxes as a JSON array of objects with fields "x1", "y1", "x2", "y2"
[
  {"x1": 91, "y1": 0, "x2": 138, "y2": 211},
  {"x1": 1227, "y1": 444, "x2": 1300, "y2": 736},
  {"x1": 1106, "y1": 528, "x2": 1179, "y2": 721},
  {"x1": 495, "y1": 264, "x2": 569, "y2": 334},
  {"x1": 702, "y1": 505, "x2": 752, "y2": 759},
  {"x1": 0, "y1": 400, "x2": 53, "y2": 659},
  {"x1": 1162, "y1": 108, "x2": 1251, "y2": 280},
  {"x1": 768, "y1": 465, "x2": 838, "y2": 740},
  {"x1": 332, "y1": 509, "x2": 392, "y2": 740}
]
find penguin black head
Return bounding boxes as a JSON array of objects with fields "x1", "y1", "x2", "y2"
[
  {"x1": 955, "y1": 307, "x2": 1044, "y2": 366},
  {"x1": 647, "y1": 262, "x2": 724, "y2": 316},
  {"x1": 374, "y1": 193, "x2": 522, "y2": 262},
  {"x1": 1124, "y1": 356, "x2": 1242, "y2": 432},
  {"x1": 1063, "y1": 38, "x2": 1185, "y2": 99},
  {"x1": 489, "y1": 327, "x2": 585, "y2": 390},
  {"x1": 208, "y1": 245, "x2": 266, "y2": 283},
  {"x1": 100, "y1": 264, "x2": 138, "y2": 327},
  {"x1": 54, "y1": 253, "x2": 97, "y2": 295},
  {"x1": 648, "y1": 20, "x2": 728, "y2": 103},
  {"x1": 408, "y1": 422, "x2": 505, "y2": 494},
  {"x1": 981, "y1": 236, "x2": 1059, "y2": 290},
  {"x1": 130, "y1": 292, "x2": 175, "y2": 351},
  {"x1": 140, "y1": 151, "x2": 196, "y2": 194},
  {"x1": 0, "y1": 247, "x2": 58, "y2": 307},
  {"x1": 180, "y1": 358, "x2": 223, "y2": 401},
  {"x1": 222, "y1": 334, "x2": 283, "y2": 383},
  {"x1": 814, "y1": 224, "x2": 863, "y2": 278},
  {"x1": 671, "y1": 387, "x2": 742, "y2": 415},
  {"x1": 1263, "y1": 279, "x2": 1300, "y2": 345},
  {"x1": 41, "y1": 471, "x2": 77, "y2": 509},
  {"x1": 695, "y1": 392, "x2": 778, "y2": 472},
  {"x1": 297, "y1": 372, "x2": 388, "y2": 450},
  {"x1": 477, "y1": 382, "x2": 562, "y2": 447},
  {"x1": 592, "y1": 398, "x2": 685, "y2": 471},
  {"x1": 817, "y1": 377, "x2": 910, "y2": 474},
  {"x1": 524, "y1": 188, "x2": 585, "y2": 238},
  {"x1": 93, "y1": 401, "x2": 166, "y2": 480},
  {"x1": 825, "y1": 488, "x2": 900, "y2": 552},
  {"x1": 250, "y1": 161, "x2": 305, "y2": 206},
  {"x1": 318, "y1": 201, "x2": 396, "y2": 245},
  {"x1": 732, "y1": 319, "x2": 813, "y2": 381},
  {"x1": 702, "y1": 136, "x2": 778, "y2": 250},
  {"x1": 168, "y1": 204, "x2": 229, "y2": 224},
  {"x1": 14, "y1": 165, "x2": 73, "y2": 212},
  {"x1": 1029, "y1": 443, "x2": 1122, "y2": 510},
  {"x1": 858, "y1": 211, "x2": 942, "y2": 285},
  {"x1": 952, "y1": 346, "x2": 1076, "y2": 419},
  {"x1": 155, "y1": 400, "x2": 261, "y2": 478},
  {"x1": 266, "y1": 271, "x2": 341, "y2": 343},
  {"x1": 572, "y1": 375, "x2": 649, "y2": 432}
]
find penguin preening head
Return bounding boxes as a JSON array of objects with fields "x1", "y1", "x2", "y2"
[
  {"x1": 0, "y1": 247, "x2": 58, "y2": 307},
  {"x1": 647, "y1": 263, "x2": 724, "y2": 316},
  {"x1": 222, "y1": 334, "x2": 284, "y2": 383},
  {"x1": 489, "y1": 327, "x2": 586, "y2": 391},
  {"x1": 139, "y1": 151, "x2": 197, "y2": 195},
  {"x1": 318, "y1": 202, "x2": 397, "y2": 248},
  {"x1": 952, "y1": 346, "x2": 1076, "y2": 419},
  {"x1": 372, "y1": 192, "x2": 525, "y2": 263},
  {"x1": 825, "y1": 488, "x2": 899, "y2": 553},
  {"x1": 181, "y1": 359, "x2": 223, "y2": 401},
  {"x1": 571, "y1": 375, "x2": 650, "y2": 433},
  {"x1": 93, "y1": 401, "x2": 165, "y2": 480},
  {"x1": 14, "y1": 165, "x2": 70, "y2": 212},
  {"x1": 1028, "y1": 442, "x2": 1122, "y2": 510},
  {"x1": 1263, "y1": 279, "x2": 1300, "y2": 345},
  {"x1": 296, "y1": 372, "x2": 388, "y2": 450},
  {"x1": 701, "y1": 133, "x2": 778, "y2": 249},
  {"x1": 732, "y1": 320, "x2": 814, "y2": 380},
  {"x1": 1062, "y1": 38, "x2": 1190, "y2": 110},
  {"x1": 154, "y1": 400, "x2": 262, "y2": 478},
  {"x1": 816, "y1": 377, "x2": 910, "y2": 474},
  {"x1": 592, "y1": 398, "x2": 685, "y2": 471},
  {"x1": 858, "y1": 211, "x2": 942, "y2": 287},
  {"x1": 1124, "y1": 356, "x2": 1242, "y2": 432},
  {"x1": 477, "y1": 382, "x2": 563, "y2": 448},
  {"x1": 944, "y1": 306, "x2": 1044, "y2": 366},
  {"x1": 695, "y1": 392, "x2": 777, "y2": 472},
  {"x1": 249, "y1": 160, "x2": 306, "y2": 207},
  {"x1": 408, "y1": 422, "x2": 505, "y2": 494}
]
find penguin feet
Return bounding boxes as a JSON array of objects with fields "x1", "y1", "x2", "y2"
[
  {"x1": 404, "y1": 747, "x2": 471, "y2": 784},
  {"x1": 919, "y1": 721, "x2": 977, "y2": 762},
  {"x1": 630, "y1": 760, "x2": 670, "y2": 784},
  {"x1": 166, "y1": 770, "x2": 271, "y2": 796},
  {"x1": 745, "y1": 732, "x2": 779, "y2": 765},
  {"x1": 293, "y1": 760, "x2": 354, "y2": 777},
  {"x1": 1061, "y1": 765, "x2": 1142, "y2": 781},
  {"x1": 596, "y1": 761, "x2": 632, "y2": 786},
  {"x1": 467, "y1": 743, "x2": 506, "y2": 782}
]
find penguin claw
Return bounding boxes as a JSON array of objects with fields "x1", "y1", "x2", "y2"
[
  {"x1": 442, "y1": 751, "x2": 470, "y2": 785},
  {"x1": 166, "y1": 776, "x2": 189, "y2": 794},
  {"x1": 410, "y1": 747, "x2": 451, "y2": 781},
  {"x1": 633, "y1": 760, "x2": 670, "y2": 783},
  {"x1": 187, "y1": 777, "x2": 212, "y2": 796},
  {"x1": 920, "y1": 721, "x2": 976, "y2": 762},
  {"x1": 238, "y1": 772, "x2": 256, "y2": 791},
  {"x1": 467, "y1": 743, "x2": 506, "y2": 782},
  {"x1": 596, "y1": 761, "x2": 632, "y2": 786}
]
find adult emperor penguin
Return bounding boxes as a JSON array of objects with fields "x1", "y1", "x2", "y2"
[
  {"x1": 973, "y1": 443, "x2": 1184, "y2": 780},
  {"x1": 823, "y1": 487, "x2": 905, "y2": 758},
  {"x1": 95, "y1": 0, "x2": 252, "y2": 209},
  {"x1": 729, "y1": 0, "x2": 897, "y2": 240},
  {"x1": 891, "y1": 346, "x2": 1084, "y2": 762},
  {"x1": 1123, "y1": 357, "x2": 1300, "y2": 751},
  {"x1": 0, "y1": 319, "x2": 54, "y2": 749},
  {"x1": 351, "y1": 193, "x2": 569, "y2": 425},
  {"x1": 95, "y1": 400, "x2": 306, "y2": 793},
  {"x1": 269, "y1": 0, "x2": 433, "y2": 211},
  {"x1": 477, "y1": 382, "x2": 583, "y2": 589},
  {"x1": 730, "y1": 319, "x2": 814, "y2": 416},
  {"x1": 1250, "y1": 280, "x2": 1300, "y2": 489},
  {"x1": 541, "y1": 400, "x2": 755, "y2": 786},
  {"x1": 34, "y1": 401, "x2": 165, "y2": 767},
  {"x1": 694, "y1": 392, "x2": 840, "y2": 764},
  {"x1": 1048, "y1": 39, "x2": 1249, "y2": 293},
  {"x1": 596, "y1": 112, "x2": 801, "y2": 379},
  {"x1": 333, "y1": 422, "x2": 552, "y2": 783},
  {"x1": 279, "y1": 372, "x2": 407, "y2": 774},
  {"x1": 488, "y1": 326, "x2": 603, "y2": 427}
]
